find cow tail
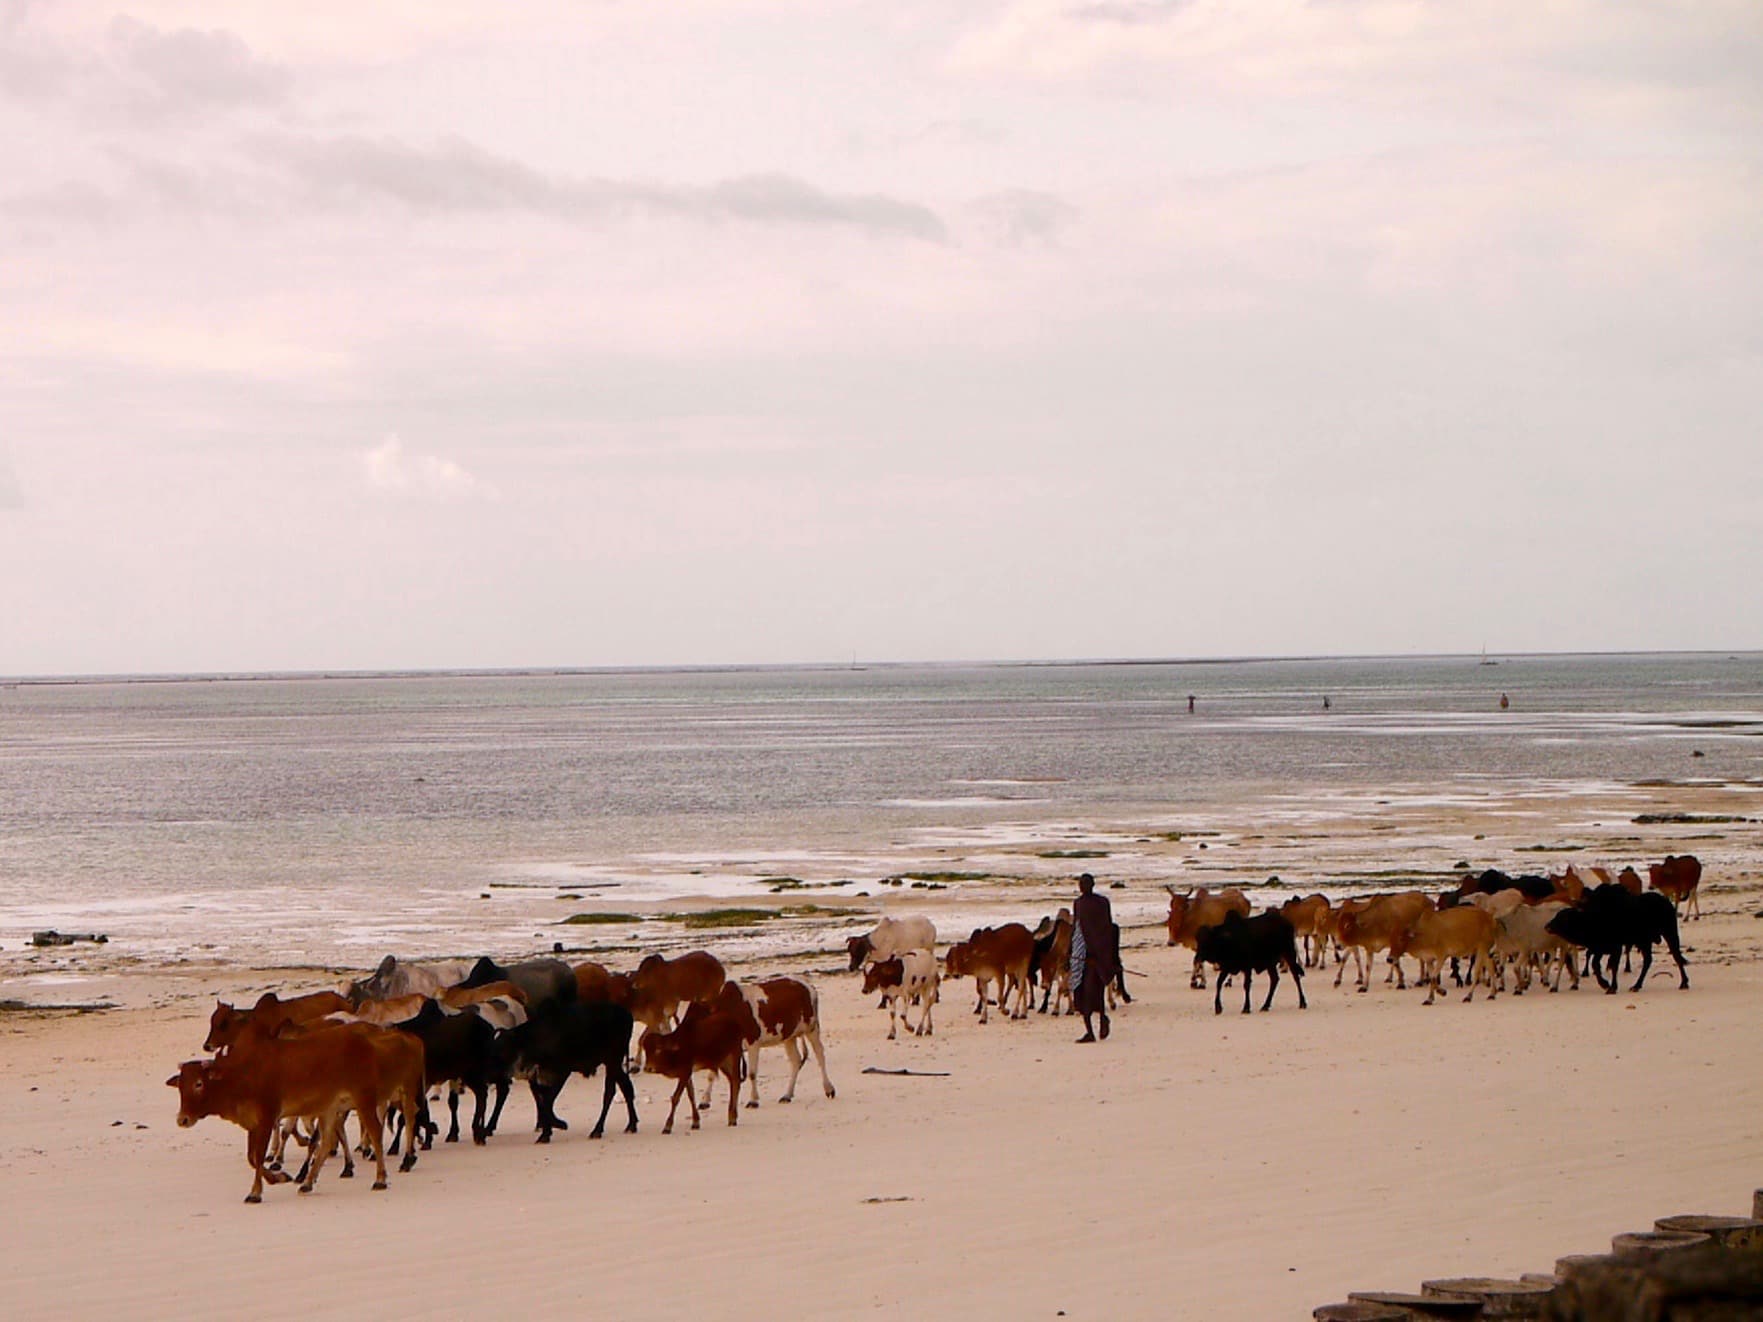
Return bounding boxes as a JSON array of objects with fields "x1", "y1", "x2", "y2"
[{"x1": 739, "y1": 1054, "x2": 749, "y2": 1083}]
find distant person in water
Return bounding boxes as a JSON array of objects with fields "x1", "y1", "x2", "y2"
[
  {"x1": 1500, "y1": 693, "x2": 1510, "y2": 710},
  {"x1": 1070, "y1": 873, "x2": 1119, "y2": 1043},
  {"x1": 1187, "y1": 694, "x2": 1196, "y2": 714},
  {"x1": 1322, "y1": 696, "x2": 1331, "y2": 710}
]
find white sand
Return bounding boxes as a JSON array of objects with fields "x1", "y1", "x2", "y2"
[{"x1": 3, "y1": 788, "x2": 1761, "y2": 1320}]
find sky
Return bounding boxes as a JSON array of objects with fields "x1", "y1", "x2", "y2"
[{"x1": 2, "y1": 1, "x2": 1760, "y2": 675}]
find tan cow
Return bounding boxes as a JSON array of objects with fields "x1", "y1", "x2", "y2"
[
  {"x1": 1164, "y1": 886, "x2": 1253, "y2": 988},
  {"x1": 1278, "y1": 894, "x2": 1332, "y2": 968},
  {"x1": 1391, "y1": 905, "x2": 1497, "y2": 1005},
  {"x1": 1333, "y1": 891, "x2": 1432, "y2": 991}
]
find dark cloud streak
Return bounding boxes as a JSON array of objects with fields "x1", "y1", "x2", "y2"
[{"x1": 260, "y1": 133, "x2": 951, "y2": 241}]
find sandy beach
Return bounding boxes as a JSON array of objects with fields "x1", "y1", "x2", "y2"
[{"x1": 3, "y1": 785, "x2": 1761, "y2": 1320}]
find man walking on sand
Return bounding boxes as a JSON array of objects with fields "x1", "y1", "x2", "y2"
[{"x1": 1070, "y1": 873, "x2": 1119, "y2": 1044}]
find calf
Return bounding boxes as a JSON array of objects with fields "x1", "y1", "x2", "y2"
[
  {"x1": 642, "y1": 1002, "x2": 748, "y2": 1134},
  {"x1": 495, "y1": 1001, "x2": 639, "y2": 1142},
  {"x1": 1547, "y1": 884, "x2": 1689, "y2": 994},
  {"x1": 861, "y1": 950, "x2": 939, "y2": 1039},
  {"x1": 167, "y1": 1020, "x2": 390, "y2": 1203},
  {"x1": 1194, "y1": 910, "x2": 1307, "y2": 1015}
]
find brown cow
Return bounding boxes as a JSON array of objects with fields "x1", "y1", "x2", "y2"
[
  {"x1": 1648, "y1": 855, "x2": 1703, "y2": 921},
  {"x1": 203, "y1": 989, "x2": 350, "y2": 1053},
  {"x1": 1164, "y1": 886, "x2": 1253, "y2": 988},
  {"x1": 572, "y1": 961, "x2": 615, "y2": 1002},
  {"x1": 1391, "y1": 906, "x2": 1498, "y2": 1006},
  {"x1": 167, "y1": 1020, "x2": 392, "y2": 1203},
  {"x1": 1278, "y1": 894, "x2": 1332, "y2": 968},
  {"x1": 641, "y1": 1002, "x2": 747, "y2": 1134},
  {"x1": 1333, "y1": 891, "x2": 1432, "y2": 991},
  {"x1": 945, "y1": 923, "x2": 1035, "y2": 1023},
  {"x1": 629, "y1": 951, "x2": 728, "y2": 1034}
]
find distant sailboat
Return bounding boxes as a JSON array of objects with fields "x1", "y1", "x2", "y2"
[{"x1": 1480, "y1": 645, "x2": 1498, "y2": 667}]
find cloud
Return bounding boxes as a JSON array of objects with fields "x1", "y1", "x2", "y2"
[
  {"x1": 1066, "y1": 1, "x2": 1193, "y2": 25},
  {"x1": 361, "y1": 434, "x2": 487, "y2": 499},
  {"x1": 265, "y1": 133, "x2": 949, "y2": 241},
  {"x1": 106, "y1": 15, "x2": 291, "y2": 111},
  {"x1": 970, "y1": 189, "x2": 1078, "y2": 245}
]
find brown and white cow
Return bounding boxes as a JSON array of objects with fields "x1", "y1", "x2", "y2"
[
  {"x1": 846, "y1": 914, "x2": 937, "y2": 971},
  {"x1": 697, "y1": 977, "x2": 836, "y2": 1109},
  {"x1": 861, "y1": 950, "x2": 939, "y2": 1039}
]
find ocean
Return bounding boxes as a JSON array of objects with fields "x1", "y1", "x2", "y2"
[{"x1": 2, "y1": 653, "x2": 1759, "y2": 974}]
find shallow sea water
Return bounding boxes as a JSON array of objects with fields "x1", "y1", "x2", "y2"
[{"x1": 1, "y1": 653, "x2": 1759, "y2": 975}]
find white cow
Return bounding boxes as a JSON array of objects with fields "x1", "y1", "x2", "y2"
[
  {"x1": 861, "y1": 949, "x2": 939, "y2": 1039},
  {"x1": 1495, "y1": 901, "x2": 1581, "y2": 993},
  {"x1": 846, "y1": 915, "x2": 937, "y2": 971}
]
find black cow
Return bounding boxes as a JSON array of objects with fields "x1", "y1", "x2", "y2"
[
  {"x1": 1546, "y1": 884, "x2": 1688, "y2": 994},
  {"x1": 1457, "y1": 869, "x2": 1556, "y2": 902},
  {"x1": 494, "y1": 1001, "x2": 638, "y2": 1143},
  {"x1": 389, "y1": 1000, "x2": 506, "y2": 1147},
  {"x1": 457, "y1": 956, "x2": 576, "y2": 1013},
  {"x1": 1195, "y1": 910, "x2": 1307, "y2": 1015}
]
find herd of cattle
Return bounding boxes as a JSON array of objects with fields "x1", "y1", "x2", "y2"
[{"x1": 166, "y1": 853, "x2": 1705, "y2": 1204}]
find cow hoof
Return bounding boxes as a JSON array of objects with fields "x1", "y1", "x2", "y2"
[
  {"x1": 626, "y1": 1122, "x2": 638, "y2": 1133},
  {"x1": 338, "y1": 1168, "x2": 353, "y2": 1180},
  {"x1": 399, "y1": 1157, "x2": 417, "y2": 1173},
  {"x1": 662, "y1": 1122, "x2": 674, "y2": 1135},
  {"x1": 445, "y1": 1133, "x2": 458, "y2": 1144},
  {"x1": 244, "y1": 1193, "x2": 261, "y2": 1204},
  {"x1": 535, "y1": 1132, "x2": 551, "y2": 1145},
  {"x1": 372, "y1": 1180, "x2": 388, "y2": 1191},
  {"x1": 298, "y1": 1183, "x2": 314, "y2": 1195},
  {"x1": 826, "y1": 1087, "x2": 836, "y2": 1099},
  {"x1": 749, "y1": 1100, "x2": 762, "y2": 1109},
  {"x1": 589, "y1": 1129, "x2": 605, "y2": 1140}
]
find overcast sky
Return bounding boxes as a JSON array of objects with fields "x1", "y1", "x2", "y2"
[{"x1": 3, "y1": 1, "x2": 1760, "y2": 675}]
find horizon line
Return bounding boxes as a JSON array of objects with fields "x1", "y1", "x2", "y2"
[{"x1": 2, "y1": 647, "x2": 1757, "y2": 688}]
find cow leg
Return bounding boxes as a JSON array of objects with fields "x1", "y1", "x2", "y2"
[
  {"x1": 443, "y1": 1084, "x2": 461, "y2": 1144},
  {"x1": 662, "y1": 1078, "x2": 685, "y2": 1135},
  {"x1": 1631, "y1": 941, "x2": 1654, "y2": 993},
  {"x1": 614, "y1": 1060, "x2": 639, "y2": 1132},
  {"x1": 244, "y1": 1122, "x2": 278, "y2": 1203},
  {"x1": 1241, "y1": 970, "x2": 1253, "y2": 1015},
  {"x1": 1291, "y1": 960, "x2": 1308, "y2": 1010},
  {"x1": 975, "y1": 978, "x2": 989, "y2": 1025},
  {"x1": 1260, "y1": 965, "x2": 1278, "y2": 1012},
  {"x1": 483, "y1": 1077, "x2": 510, "y2": 1137},
  {"x1": 589, "y1": 1066, "x2": 617, "y2": 1139},
  {"x1": 724, "y1": 1061, "x2": 740, "y2": 1126},
  {"x1": 1212, "y1": 969, "x2": 1225, "y2": 1016},
  {"x1": 698, "y1": 1066, "x2": 717, "y2": 1112},
  {"x1": 530, "y1": 1078, "x2": 560, "y2": 1143},
  {"x1": 887, "y1": 995, "x2": 900, "y2": 1040},
  {"x1": 775, "y1": 1038, "x2": 804, "y2": 1106},
  {"x1": 1190, "y1": 952, "x2": 1205, "y2": 990},
  {"x1": 357, "y1": 1098, "x2": 389, "y2": 1191},
  {"x1": 804, "y1": 1026, "x2": 835, "y2": 1098},
  {"x1": 469, "y1": 1081, "x2": 488, "y2": 1145},
  {"x1": 1463, "y1": 954, "x2": 1479, "y2": 1003}
]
